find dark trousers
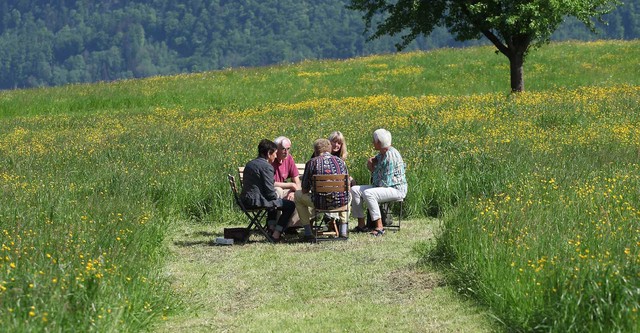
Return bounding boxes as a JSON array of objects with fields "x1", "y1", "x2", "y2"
[{"x1": 267, "y1": 198, "x2": 295, "y2": 229}]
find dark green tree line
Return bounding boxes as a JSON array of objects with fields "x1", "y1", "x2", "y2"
[{"x1": 0, "y1": 0, "x2": 637, "y2": 90}]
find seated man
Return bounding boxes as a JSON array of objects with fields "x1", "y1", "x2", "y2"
[
  {"x1": 272, "y1": 136, "x2": 301, "y2": 201},
  {"x1": 240, "y1": 139, "x2": 296, "y2": 243},
  {"x1": 294, "y1": 138, "x2": 349, "y2": 239},
  {"x1": 271, "y1": 136, "x2": 302, "y2": 231}
]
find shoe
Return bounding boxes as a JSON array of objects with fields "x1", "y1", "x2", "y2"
[
  {"x1": 270, "y1": 231, "x2": 284, "y2": 244},
  {"x1": 351, "y1": 226, "x2": 369, "y2": 233},
  {"x1": 284, "y1": 227, "x2": 299, "y2": 235},
  {"x1": 301, "y1": 234, "x2": 315, "y2": 242},
  {"x1": 371, "y1": 229, "x2": 385, "y2": 237}
]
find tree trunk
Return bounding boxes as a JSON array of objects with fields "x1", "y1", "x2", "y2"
[{"x1": 509, "y1": 52, "x2": 525, "y2": 92}]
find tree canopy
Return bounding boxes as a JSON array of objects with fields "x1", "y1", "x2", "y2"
[{"x1": 349, "y1": 0, "x2": 623, "y2": 91}]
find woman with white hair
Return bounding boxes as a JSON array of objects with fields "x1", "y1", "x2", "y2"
[{"x1": 350, "y1": 128, "x2": 407, "y2": 236}]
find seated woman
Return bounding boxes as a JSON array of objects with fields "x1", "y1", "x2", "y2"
[
  {"x1": 240, "y1": 139, "x2": 295, "y2": 242},
  {"x1": 350, "y1": 128, "x2": 407, "y2": 236}
]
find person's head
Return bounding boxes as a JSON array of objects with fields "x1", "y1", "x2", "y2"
[
  {"x1": 273, "y1": 136, "x2": 292, "y2": 161},
  {"x1": 328, "y1": 131, "x2": 348, "y2": 160},
  {"x1": 372, "y1": 128, "x2": 392, "y2": 150},
  {"x1": 313, "y1": 138, "x2": 332, "y2": 156},
  {"x1": 258, "y1": 139, "x2": 278, "y2": 163}
]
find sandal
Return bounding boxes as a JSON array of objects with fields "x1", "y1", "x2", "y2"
[
  {"x1": 351, "y1": 226, "x2": 369, "y2": 233},
  {"x1": 371, "y1": 229, "x2": 385, "y2": 237}
]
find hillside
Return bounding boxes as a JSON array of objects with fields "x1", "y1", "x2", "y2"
[
  {"x1": 0, "y1": 0, "x2": 638, "y2": 90},
  {"x1": 1, "y1": 40, "x2": 638, "y2": 119},
  {"x1": 0, "y1": 40, "x2": 638, "y2": 332}
]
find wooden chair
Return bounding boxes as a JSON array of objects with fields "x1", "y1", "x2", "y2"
[
  {"x1": 227, "y1": 174, "x2": 274, "y2": 243},
  {"x1": 311, "y1": 174, "x2": 350, "y2": 242}
]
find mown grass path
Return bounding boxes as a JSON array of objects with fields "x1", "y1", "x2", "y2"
[{"x1": 155, "y1": 218, "x2": 497, "y2": 332}]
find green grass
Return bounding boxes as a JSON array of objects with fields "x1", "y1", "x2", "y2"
[
  {"x1": 154, "y1": 218, "x2": 494, "y2": 333},
  {"x1": 0, "y1": 40, "x2": 638, "y2": 332},
  {"x1": 1, "y1": 41, "x2": 638, "y2": 119}
]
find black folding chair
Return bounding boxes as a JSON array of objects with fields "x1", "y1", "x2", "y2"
[
  {"x1": 227, "y1": 174, "x2": 274, "y2": 243},
  {"x1": 365, "y1": 175, "x2": 404, "y2": 231},
  {"x1": 380, "y1": 199, "x2": 403, "y2": 231}
]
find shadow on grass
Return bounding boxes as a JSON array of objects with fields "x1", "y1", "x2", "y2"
[{"x1": 172, "y1": 230, "x2": 222, "y2": 247}]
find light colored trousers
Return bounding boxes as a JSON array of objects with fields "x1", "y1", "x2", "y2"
[
  {"x1": 293, "y1": 191, "x2": 314, "y2": 226},
  {"x1": 350, "y1": 185, "x2": 404, "y2": 221},
  {"x1": 294, "y1": 190, "x2": 349, "y2": 226}
]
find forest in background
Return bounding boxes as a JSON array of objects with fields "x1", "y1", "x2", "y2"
[{"x1": 1, "y1": 0, "x2": 638, "y2": 90}]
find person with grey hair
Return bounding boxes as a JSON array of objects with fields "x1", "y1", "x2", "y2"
[
  {"x1": 350, "y1": 128, "x2": 407, "y2": 236},
  {"x1": 271, "y1": 136, "x2": 302, "y2": 230},
  {"x1": 272, "y1": 136, "x2": 302, "y2": 201}
]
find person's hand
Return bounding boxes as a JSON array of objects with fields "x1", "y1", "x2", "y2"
[
  {"x1": 285, "y1": 182, "x2": 300, "y2": 191},
  {"x1": 286, "y1": 191, "x2": 295, "y2": 201},
  {"x1": 367, "y1": 157, "x2": 377, "y2": 171}
]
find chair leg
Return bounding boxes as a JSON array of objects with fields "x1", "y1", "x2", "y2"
[
  {"x1": 331, "y1": 219, "x2": 339, "y2": 237},
  {"x1": 381, "y1": 201, "x2": 402, "y2": 231},
  {"x1": 246, "y1": 210, "x2": 274, "y2": 242},
  {"x1": 399, "y1": 201, "x2": 403, "y2": 229}
]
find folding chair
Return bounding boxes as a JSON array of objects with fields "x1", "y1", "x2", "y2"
[
  {"x1": 311, "y1": 174, "x2": 350, "y2": 242},
  {"x1": 227, "y1": 174, "x2": 274, "y2": 243},
  {"x1": 364, "y1": 175, "x2": 404, "y2": 231},
  {"x1": 380, "y1": 199, "x2": 403, "y2": 231}
]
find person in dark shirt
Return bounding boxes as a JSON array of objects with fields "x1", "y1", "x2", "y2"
[{"x1": 240, "y1": 139, "x2": 295, "y2": 242}]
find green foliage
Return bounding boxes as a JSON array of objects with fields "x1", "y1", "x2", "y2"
[
  {"x1": 0, "y1": 0, "x2": 638, "y2": 89},
  {"x1": 0, "y1": 40, "x2": 638, "y2": 331},
  {"x1": 349, "y1": 0, "x2": 625, "y2": 91}
]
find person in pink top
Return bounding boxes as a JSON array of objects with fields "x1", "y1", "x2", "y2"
[{"x1": 271, "y1": 136, "x2": 302, "y2": 228}]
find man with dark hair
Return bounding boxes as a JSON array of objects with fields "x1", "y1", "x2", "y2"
[{"x1": 240, "y1": 139, "x2": 295, "y2": 242}]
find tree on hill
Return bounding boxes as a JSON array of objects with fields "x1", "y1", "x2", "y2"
[{"x1": 348, "y1": 0, "x2": 621, "y2": 92}]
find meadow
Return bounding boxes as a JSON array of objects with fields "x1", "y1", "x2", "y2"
[{"x1": 0, "y1": 40, "x2": 638, "y2": 332}]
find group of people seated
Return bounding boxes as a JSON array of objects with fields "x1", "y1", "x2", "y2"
[{"x1": 239, "y1": 128, "x2": 407, "y2": 243}]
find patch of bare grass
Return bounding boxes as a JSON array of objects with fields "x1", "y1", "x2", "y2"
[{"x1": 155, "y1": 218, "x2": 497, "y2": 332}]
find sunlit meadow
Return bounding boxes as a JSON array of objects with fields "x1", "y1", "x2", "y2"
[{"x1": 0, "y1": 40, "x2": 638, "y2": 331}]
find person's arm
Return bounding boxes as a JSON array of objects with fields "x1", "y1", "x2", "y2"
[
  {"x1": 275, "y1": 157, "x2": 301, "y2": 198},
  {"x1": 366, "y1": 155, "x2": 378, "y2": 172},
  {"x1": 292, "y1": 175, "x2": 302, "y2": 189},
  {"x1": 262, "y1": 164, "x2": 278, "y2": 201},
  {"x1": 274, "y1": 181, "x2": 298, "y2": 190},
  {"x1": 300, "y1": 160, "x2": 312, "y2": 194}
]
